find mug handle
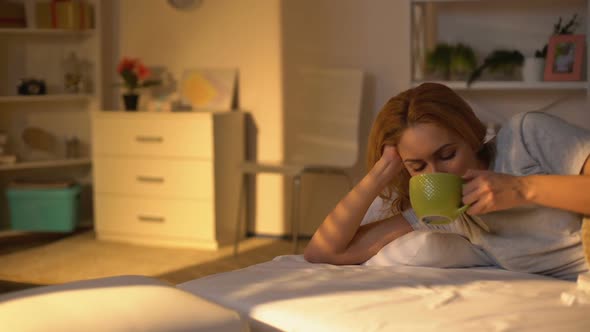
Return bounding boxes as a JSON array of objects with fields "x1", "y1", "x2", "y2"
[{"x1": 456, "y1": 204, "x2": 470, "y2": 216}]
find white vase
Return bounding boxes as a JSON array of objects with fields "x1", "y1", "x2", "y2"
[{"x1": 522, "y1": 57, "x2": 545, "y2": 82}]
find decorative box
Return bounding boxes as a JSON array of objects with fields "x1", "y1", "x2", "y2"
[
  {"x1": 6, "y1": 184, "x2": 81, "y2": 233},
  {"x1": 36, "y1": 0, "x2": 94, "y2": 30},
  {"x1": 0, "y1": 2, "x2": 26, "y2": 28}
]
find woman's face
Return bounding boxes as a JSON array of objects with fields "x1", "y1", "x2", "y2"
[{"x1": 397, "y1": 122, "x2": 484, "y2": 177}]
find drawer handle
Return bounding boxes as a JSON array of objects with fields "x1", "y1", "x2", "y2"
[
  {"x1": 136, "y1": 135, "x2": 164, "y2": 143},
  {"x1": 136, "y1": 176, "x2": 165, "y2": 183},
  {"x1": 138, "y1": 215, "x2": 165, "y2": 223}
]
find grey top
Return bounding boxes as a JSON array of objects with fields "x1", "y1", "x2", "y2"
[{"x1": 400, "y1": 112, "x2": 590, "y2": 280}]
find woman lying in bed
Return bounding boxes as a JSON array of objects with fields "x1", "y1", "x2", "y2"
[{"x1": 304, "y1": 82, "x2": 590, "y2": 280}]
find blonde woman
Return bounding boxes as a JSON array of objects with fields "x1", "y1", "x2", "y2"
[{"x1": 304, "y1": 82, "x2": 590, "y2": 280}]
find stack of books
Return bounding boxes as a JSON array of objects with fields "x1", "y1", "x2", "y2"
[{"x1": 0, "y1": 132, "x2": 17, "y2": 165}]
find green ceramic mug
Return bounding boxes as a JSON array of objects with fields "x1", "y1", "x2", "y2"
[{"x1": 409, "y1": 172, "x2": 469, "y2": 225}]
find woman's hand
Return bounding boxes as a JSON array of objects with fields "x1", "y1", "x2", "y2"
[
  {"x1": 304, "y1": 145, "x2": 408, "y2": 265},
  {"x1": 369, "y1": 145, "x2": 403, "y2": 191},
  {"x1": 462, "y1": 169, "x2": 530, "y2": 215}
]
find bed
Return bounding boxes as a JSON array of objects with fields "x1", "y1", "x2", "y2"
[
  {"x1": 178, "y1": 254, "x2": 590, "y2": 332},
  {"x1": 1, "y1": 254, "x2": 588, "y2": 331}
]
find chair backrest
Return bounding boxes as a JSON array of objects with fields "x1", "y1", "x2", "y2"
[{"x1": 288, "y1": 68, "x2": 364, "y2": 167}]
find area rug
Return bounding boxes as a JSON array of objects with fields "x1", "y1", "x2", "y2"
[{"x1": 0, "y1": 230, "x2": 296, "y2": 285}]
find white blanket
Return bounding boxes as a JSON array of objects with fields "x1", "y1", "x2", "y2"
[{"x1": 178, "y1": 255, "x2": 590, "y2": 332}]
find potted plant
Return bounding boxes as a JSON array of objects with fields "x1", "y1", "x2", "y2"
[
  {"x1": 467, "y1": 49, "x2": 524, "y2": 86},
  {"x1": 526, "y1": 14, "x2": 581, "y2": 82},
  {"x1": 425, "y1": 43, "x2": 477, "y2": 81},
  {"x1": 425, "y1": 43, "x2": 453, "y2": 80},
  {"x1": 117, "y1": 57, "x2": 161, "y2": 111},
  {"x1": 450, "y1": 43, "x2": 477, "y2": 81},
  {"x1": 536, "y1": 14, "x2": 581, "y2": 58}
]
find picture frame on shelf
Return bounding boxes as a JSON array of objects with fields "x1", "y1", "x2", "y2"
[
  {"x1": 543, "y1": 34, "x2": 585, "y2": 81},
  {"x1": 179, "y1": 68, "x2": 237, "y2": 111}
]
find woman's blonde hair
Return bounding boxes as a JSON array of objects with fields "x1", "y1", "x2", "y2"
[{"x1": 366, "y1": 82, "x2": 492, "y2": 212}]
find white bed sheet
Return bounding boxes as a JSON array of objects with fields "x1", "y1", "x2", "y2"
[{"x1": 178, "y1": 255, "x2": 590, "y2": 332}]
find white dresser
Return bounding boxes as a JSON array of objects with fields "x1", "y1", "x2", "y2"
[{"x1": 91, "y1": 111, "x2": 244, "y2": 250}]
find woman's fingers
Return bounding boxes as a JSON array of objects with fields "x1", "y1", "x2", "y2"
[
  {"x1": 462, "y1": 170, "x2": 525, "y2": 215},
  {"x1": 381, "y1": 145, "x2": 400, "y2": 161},
  {"x1": 462, "y1": 170, "x2": 492, "y2": 214},
  {"x1": 381, "y1": 145, "x2": 402, "y2": 173},
  {"x1": 466, "y1": 195, "x2": 490, "y2": 215},
  {"x1": 462, "y1": 169, "x2": 477, "y2": 181},
  {"x1": 462, "y1": 186, "x2": 483, "y2": 206},
  {"x1": 462, "y1": 170, "x2": 483, "y2": 197},
  {"x1": 370, "y1": 145, "x2": 402, "y2": 186}
]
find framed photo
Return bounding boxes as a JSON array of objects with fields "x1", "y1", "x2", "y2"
[
  {"x1": 543, "y1": 34, "x2": 585, "y2": 81},
  {"x1": 179, "y1": 68, "x2": 237, "y2": 111}
]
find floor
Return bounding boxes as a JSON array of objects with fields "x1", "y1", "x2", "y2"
[
  {"x1": 0, "y1": 229, "x2": 308, "y2": 295},
  {"x1": 0, "y1": 231, "x2": 73, "y2": 294}
]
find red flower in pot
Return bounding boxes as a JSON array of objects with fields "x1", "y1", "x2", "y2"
[{"x1": 117, "y1": 57, "x2": 161, "y2": 110}]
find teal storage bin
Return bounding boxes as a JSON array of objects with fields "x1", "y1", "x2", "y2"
[{"x1": 6, "y1": 185, "x2": 80, "y2": 233}]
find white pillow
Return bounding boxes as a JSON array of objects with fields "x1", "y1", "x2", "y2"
[
  {"x1": 364, "y1": 231, "x2": 494, "y2": 268},
  {"x1": 0, "y1": 275, "x2": 247, "y2": 332},
  {"x1": 360, "y1": 196, "x2": 395, "y2": 226}
]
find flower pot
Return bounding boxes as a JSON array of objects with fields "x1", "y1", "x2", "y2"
[
  {"x1": 123, "y1": 93, "x2": 139, "y2": 111},
  {"x1": 522, "y1": 57, "x2": 545, "y2": 82},
  {"x1": 424, "y1": 69, "x2": 450, "y2": 81},
  {"x1": 481, "y1": 65, "x2": 522, "y2": 81}
]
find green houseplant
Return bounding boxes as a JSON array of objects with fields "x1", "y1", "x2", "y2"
[
  {"x1": 426, "y1": 43, "x2": 476, "y2": 81},
  {"x1": 535, "y1": 14, "x2": 581, "y2": 59},
  {"x1": 467, "y1": 49, "x2": 524, "y2": 86},
  {"x1": 450, "y1": 43, "x2": 477, "y2": 80},
  {"x1": 426, "y1": 43, "x2": 453, "y2": 80}
]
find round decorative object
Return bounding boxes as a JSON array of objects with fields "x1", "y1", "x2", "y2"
[{"x1": 167, "y1": 0, "x2": 203, "y2": 10}]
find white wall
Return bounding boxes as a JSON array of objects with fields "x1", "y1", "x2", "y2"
[
  {"x1": 110, "y1": 0, "x2": 588, "y2": 237},
  {"x1": 111, "y1": 0, "x2": 411, "y2": 237},
  {"x1": 113, "y1": 0, "x2": 285, "y2": 235},
  {"x1": 281, "y1": 0, "x2": 411, "y2": 235}
]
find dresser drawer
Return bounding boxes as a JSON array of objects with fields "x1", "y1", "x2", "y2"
[
  {"x1": 94, "y1": 195, "x2": 215, "y2": 240},
  {"x1": 93, "y1": 157, "x2": 214, "y2": 199},
  {"x1": 92, "y1": 114, "x2": 213, "y2": 158}
]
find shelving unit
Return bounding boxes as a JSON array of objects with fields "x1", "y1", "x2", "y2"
[
  {"x1": 0, "y1": 0, "x2": 102, "y2": 229},
  {"x1": 411, "y1": 80, "x2": 588, "y2": 91},
  {"x1": 0, "y1": 94, "x2": 94, "y2": 103},
  {"x1": 0, "y1": 158, "x2": 91, "y2": 171},
  {"x1": 0, "y1": 28, "x2": 95, "y2": 37},
  {"x1": 408, "y1": 0, "x2": 589, "y2": 130},
  {"x1": 410, "y1": 0, "x2": 590, "y2": 94}
]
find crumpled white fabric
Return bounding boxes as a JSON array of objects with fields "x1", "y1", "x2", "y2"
[
  {"x1": 361, "y1": 197, "x2": 493, "y2": 268},
  {"x1": 364, "y1": 231, "x2": 494, "y2": 268}
]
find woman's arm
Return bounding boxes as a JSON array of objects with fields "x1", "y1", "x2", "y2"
[
  {"x1": 462, "y1": 155, "x2": 590, "y2": 215},
  {"x1": 304, "y1": 146, "x2": 413, "y2": 264},
  {"x1": 304, "y1": 214, "x2": 413, "y2": 265},
  {"x1": 521, "y1": 155, "x2": 590, "y2": 215}
]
